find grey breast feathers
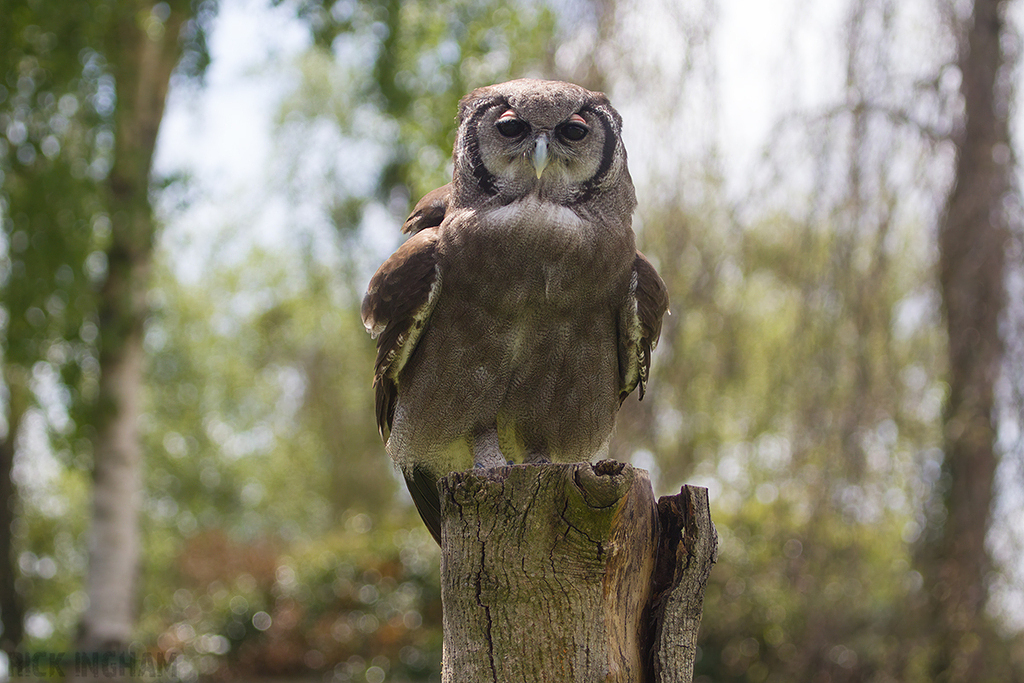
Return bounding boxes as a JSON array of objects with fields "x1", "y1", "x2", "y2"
[{"x1": 391, "y1": 181, "x2": 669, "y2": 407}]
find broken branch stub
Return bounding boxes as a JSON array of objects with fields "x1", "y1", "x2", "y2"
[{"x1": 439, "y1": 461, "x2": 716, "y2": 682}]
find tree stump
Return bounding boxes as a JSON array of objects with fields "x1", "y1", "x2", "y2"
[{"x1": 439, "y1": 461, "x2": 717, "y2": 682}]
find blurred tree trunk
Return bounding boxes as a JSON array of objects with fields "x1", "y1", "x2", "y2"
[
  {"x1": 927, "y1": 0, "x2": 1012, "y2": 679},
  {"x1": 0, "y1": 368, "x2": 28, "y2": 654},
  {"x1": 75, "y1": 1, "x2": 189, "y2": 658}
]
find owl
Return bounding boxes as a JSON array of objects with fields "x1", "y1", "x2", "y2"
[{"x1": 361, "y1": 79, "x2": 669, "y2": 543}]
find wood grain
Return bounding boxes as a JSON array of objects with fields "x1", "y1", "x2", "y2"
[{"x1": 439, "y1": 462, "x2": 716, "y2": 682}]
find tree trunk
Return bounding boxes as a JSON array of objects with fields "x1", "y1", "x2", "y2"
[
  {"x1": 439, "y1": 461, "x2": 716, "y2": 683},
  {"x1": 928, "y1": 0, "x2": 1012, "y2": 679},
  {"x1": 0, "y1": 367, "x2": 28, "y2": 654},
  {"x1": 649, "y1": 486, "x2": 718, "y2": 683},
  {"x1": 75, "y1": 0, "x2": 187, "y2": 663}
]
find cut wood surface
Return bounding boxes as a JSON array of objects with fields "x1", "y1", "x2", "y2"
[{"x1": 439, "y1": 461, "x2": 716, "y2": 683}]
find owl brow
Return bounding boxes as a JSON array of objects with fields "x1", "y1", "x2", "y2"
[
  {"x1": 573, "y1": 104, "x2": 618, "y2": 204},
  {"x1": 464, "y1": 98, "x2": 507, "y2": 196}
]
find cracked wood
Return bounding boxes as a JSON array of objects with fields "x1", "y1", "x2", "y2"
[{"x1": 438, "y1": 461, "x2": 715, "y2": 682}]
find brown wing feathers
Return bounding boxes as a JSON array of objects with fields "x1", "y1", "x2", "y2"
[
  {"x1": 401, "y1": 184, "x2": 451, "y2": 234},
  {"x1": 626, "y1": 251, "x2": 669, "y2": 401},
  {"x1": 361, "y1": 228, "x2": 442, "y2": 436}
]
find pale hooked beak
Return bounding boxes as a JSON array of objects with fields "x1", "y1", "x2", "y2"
[{"x1": 531, "y1": 134, "x2": 550, "y2": 179}]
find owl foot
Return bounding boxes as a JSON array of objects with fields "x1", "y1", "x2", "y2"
[{"x1": 524, "y1": 451, "x2": 551, "y2": 464}]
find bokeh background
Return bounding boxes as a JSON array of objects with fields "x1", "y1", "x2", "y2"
[{"x1": 2, "y1": 0, "x2": 1024, "y2": 681}]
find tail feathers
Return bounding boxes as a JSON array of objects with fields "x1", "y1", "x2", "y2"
[{"x1": 404, "y1": 467, "x2": 442, "y2": 545}]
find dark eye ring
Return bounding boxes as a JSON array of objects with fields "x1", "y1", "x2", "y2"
[
  {"x1": 496, "y1": 117, "x2": 527, "y2": 138},
  {"x1": 558, "y1": 121, "x2": 589, "y2": 142}
]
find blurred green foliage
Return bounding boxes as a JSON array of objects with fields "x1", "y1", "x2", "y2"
[
  {"x1": 143, "y1": 252, "x2": 392, "y2": 535},
  {"x1": 635, "y1": 202, "x2": 959, "y2": 680},
  {"x1": 2, "y1": 0, "x2": 1023, "y2": 681},
  {"x1": 138, "y1": 522, "x2": 441, "y2": 682},
  {"x1": 275, "y1": 0, "x2": 556, "y2": 227}
]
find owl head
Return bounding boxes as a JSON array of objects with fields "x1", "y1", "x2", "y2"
[{"x1": 450, "y1": 79, "x2": 636, "y2": 216}]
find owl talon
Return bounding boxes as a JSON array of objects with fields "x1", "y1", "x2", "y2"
[{"x1": 525, "y1": 451, "x2": 551, "y2": 464}]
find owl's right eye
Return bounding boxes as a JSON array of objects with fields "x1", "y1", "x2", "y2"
[{"x1": 495, "y1": 116, "x2": 527, "y2": 138}]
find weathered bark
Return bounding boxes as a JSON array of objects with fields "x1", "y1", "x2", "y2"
[
  {"x1": 649, "y1": 486, "x2": 718, "y2": 683},
  {"x1": 439, "y1": 461, "x2": 716, "y2": 682},
  {"x1": 75, "y1": 0, "x2": 188, "y2": 662},
  {"x1": 928, "y1": 0, "x2": 1012, "y2": 680}
]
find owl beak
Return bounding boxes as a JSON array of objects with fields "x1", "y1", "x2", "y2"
[{"x1": 531, "y1": 134, "x2": 550, "y2": 179}]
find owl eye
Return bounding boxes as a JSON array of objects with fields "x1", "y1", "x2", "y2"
[
  {"x1": 557, "y1": 120, "x2": 589, "y2": 142},
  {"x1": 495, "y1": 116, "x2": 528, "y2": 138}
]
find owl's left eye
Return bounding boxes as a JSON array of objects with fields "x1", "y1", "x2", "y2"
[
  {"x1": 557, "y1": 120, "x2": 589, "y2": 142},
  {"x1": 496, "y1": 116, "x2": 528, "y2": 138}
]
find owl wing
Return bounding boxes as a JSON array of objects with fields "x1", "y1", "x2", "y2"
[
  {"x1": 402, "y1": 184, "x2": 451, "y2": 234},
  {"x1": 360, "y1": 227, "x2": 443, "y2": 437},
  {"x1": 618, "y1": 251, "x2": 670, "y2": 403}
]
